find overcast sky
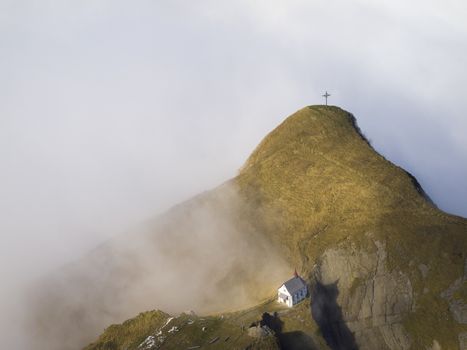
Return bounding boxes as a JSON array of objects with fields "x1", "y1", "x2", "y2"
[{"x1": 1, "y1": 0, "x2": 466, "y2": 311}]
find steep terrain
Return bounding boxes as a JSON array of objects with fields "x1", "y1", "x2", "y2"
[
  {"x1": 30, "y1": 106, "x2": 467, "y2": 350},
  {"x1": 234, "y1": 106, "x2": 467, "y2": 349}
]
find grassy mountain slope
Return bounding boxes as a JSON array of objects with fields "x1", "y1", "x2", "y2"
[
  {"x1": 233, "y1": 106, "x2": 467, "y2": 348},
  {"x1": 237, "y1": 105, "x2": 443, "y2": 264},
  {"x1": 85, "y1": 297, "x2": 334, "y2": 350},
  {"x1": 33, "y1": 106, "x2": 467, "y2": 350}
]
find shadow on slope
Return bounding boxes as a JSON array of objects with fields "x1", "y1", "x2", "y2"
[
  {"x1": 261, "y1": 312, "x2": 318, "y2": 350},
  {"x1": 311, "y1": 281, "x2": 358, "y2": 350}
]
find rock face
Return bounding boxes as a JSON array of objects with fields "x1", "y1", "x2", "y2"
[
  {"x1": 441, "y1": 259, "x2": 467, "y2": 325},
  {"x1": 247, "y1": 325, "x2": 275, "y2": 338},
  {"x1": 442, "y1": 279, "x2": 467, "y2": 325},
  {"x1": 312, "y1": 237, "x2": 412, "y2": 350}
]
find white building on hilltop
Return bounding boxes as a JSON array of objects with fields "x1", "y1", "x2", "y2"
[{"x1": 277, "y1": 271, "x2": 308, "y2": 307}]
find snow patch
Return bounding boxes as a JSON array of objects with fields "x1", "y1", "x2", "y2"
[{"x1": 138, "y1": 316, "x2": 175, "y2": 349}]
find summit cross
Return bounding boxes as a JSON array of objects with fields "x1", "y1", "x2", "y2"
[{"x1": 322, "y1": 91, "x2": 331, "y2": 106}]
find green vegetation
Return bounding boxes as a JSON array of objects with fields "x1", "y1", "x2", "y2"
[
  {"x1": 453, "y1": 283, "x2": 467, "y2": 302},
  {"x1": 83, "y1": 311, "x2": 169, "y2": 350},
  {"x1": 84, "y1": 297, "x2": 329, "y2": 350}
]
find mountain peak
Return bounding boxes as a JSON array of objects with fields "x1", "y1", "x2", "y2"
[
  {"x1": 242, "y1": 106, "x2": 371, "y2": 171},
  {"x1": 32, "y1": 106, "x2": 467, "y2": 350},
  {"x1": 239, "y1": 106, "x2": 432, "y2": 219}
]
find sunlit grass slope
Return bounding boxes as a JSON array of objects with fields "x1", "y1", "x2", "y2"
[
  {"x1": 235, "y1": 106, "x2": 467, "y2": 348},
  {"x1": 86, "y1": 106, "x2": 467, "y2": 349}
]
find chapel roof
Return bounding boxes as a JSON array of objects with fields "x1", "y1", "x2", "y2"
[{"x1": 282, "y1": 276, "x2": 307, "y2": 295}]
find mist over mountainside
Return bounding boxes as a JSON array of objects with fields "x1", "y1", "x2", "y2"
[
  {"x1": 28, "y1": 184, "x2": 290, "y2": 350},
  {"x1": 29, "y1": 106, "x2": 466, "y2": 350}
]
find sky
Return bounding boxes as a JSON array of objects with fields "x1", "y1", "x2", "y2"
[{"x1": 1, "y1": 0, "x2": 466, "y2": 337}]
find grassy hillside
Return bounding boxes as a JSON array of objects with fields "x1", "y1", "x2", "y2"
[
  {"x1": 85, "y1": 298, "x2": 331, "y2": 350},
  {"x1": 83, "y1": 311, "x2": 170, "y2": 350},
  {"x1": 237, "y1": 106, "x2": 444, "y2": 263},
  {"x1": 235, "y1": 106, "x2": 467, "y2": 348},
  {"x1": 54, "y1": 105, "x2": 467, "y2": 350}
]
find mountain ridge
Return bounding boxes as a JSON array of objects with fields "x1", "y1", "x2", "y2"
[
  {"x1": 29, "y1": 105, "x2": 467, "y2": 350},
  {"x1": 233, "y1": 106, "x2": 466, "y2": 349}
]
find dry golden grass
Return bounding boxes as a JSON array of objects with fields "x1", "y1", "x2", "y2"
[
  {"x1": 235, "y1": 106, "x2": 467, "y2": 348},
  {"x1": 86, "y1": 106, "x2": 467, "y2": 349}
]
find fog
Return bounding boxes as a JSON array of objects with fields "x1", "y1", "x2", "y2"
[
  {"x1": 26, "y1": 183, "x2": 291, "y2": 349},
  {"x1": 1, "y1": 0, "x2": 466, "y2": 348}
]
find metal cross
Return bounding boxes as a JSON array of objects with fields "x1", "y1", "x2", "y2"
[{"x1": 322, "y1": 91, "x2": 331, "y2": 106}]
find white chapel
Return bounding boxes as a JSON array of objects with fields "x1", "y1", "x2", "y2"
[{"x1": 277, "y1": 271, "x2": 308, "y2": 307}]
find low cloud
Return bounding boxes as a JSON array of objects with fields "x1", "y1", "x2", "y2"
[{"x1": 25, "y1": 182, "x2": 290, "y2": 350}]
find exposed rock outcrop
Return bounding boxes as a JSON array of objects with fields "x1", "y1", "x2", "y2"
[
  {"x1": 440, "y1": 259, "x2": 467, "y2": 349},
  {"x1": 311, "y1": 237, "x2": 412, "y2": 350},
  {"x1": 441, "y1": 278, "x2": 467, "y2": 325}
]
